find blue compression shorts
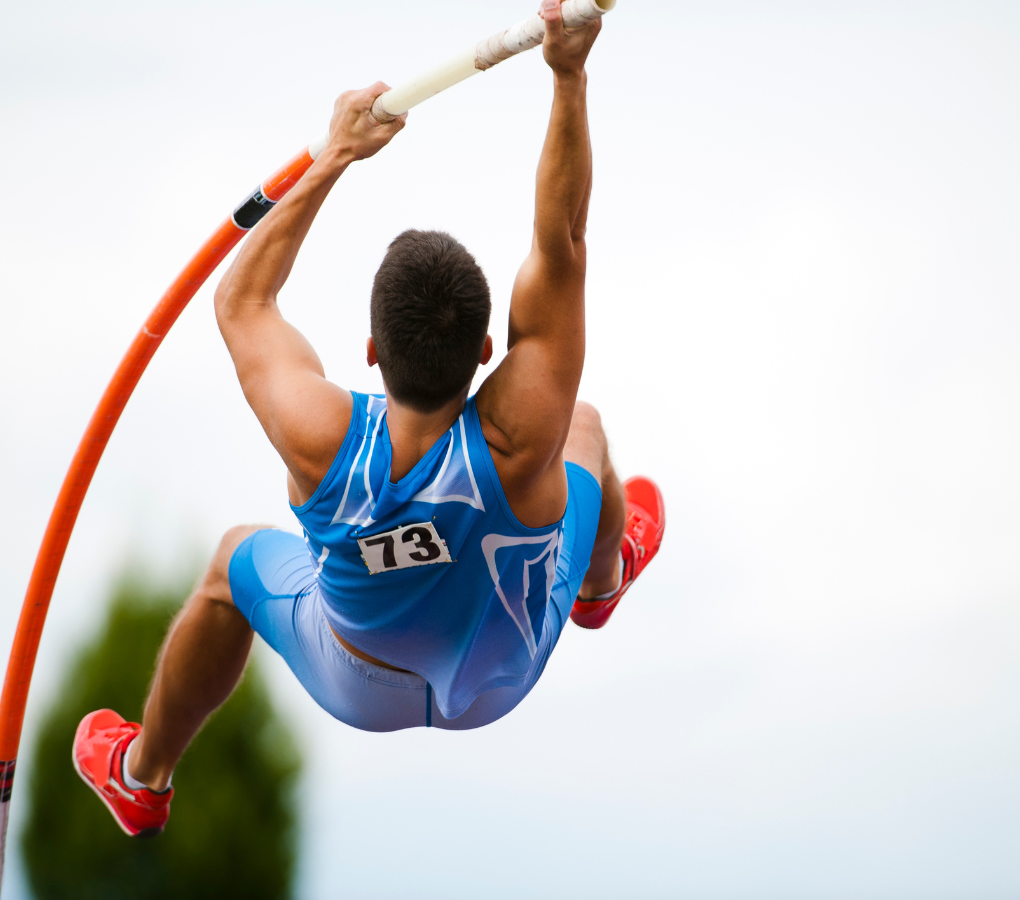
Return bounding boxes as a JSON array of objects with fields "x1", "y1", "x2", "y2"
[{"x1": 228, "y1": 461, "x2": 601, "y2": 732}]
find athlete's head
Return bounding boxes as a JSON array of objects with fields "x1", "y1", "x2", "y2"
[{"x1": 370, "y1": 229, "x2": 492, "y2": 413}]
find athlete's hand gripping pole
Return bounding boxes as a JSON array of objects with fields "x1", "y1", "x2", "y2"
[{"x1": 0, "y1": 0, "x2": 616, "y2": 886}]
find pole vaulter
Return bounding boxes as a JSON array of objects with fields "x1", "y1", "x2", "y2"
[{"x1": 0, "y1": 0, "x2": 616, "y2": 880}]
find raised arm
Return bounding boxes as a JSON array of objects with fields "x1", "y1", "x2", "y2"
[
  {"x1": 214, "y1": 84, "x2": 405, "y2": 506},
  {"x1": 476, "y1": 0, "x2": 601, "y2": 526}
]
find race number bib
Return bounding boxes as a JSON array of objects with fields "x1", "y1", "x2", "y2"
[{"x1": 357, "y1": 522, "x2": 453, "y2": 575}]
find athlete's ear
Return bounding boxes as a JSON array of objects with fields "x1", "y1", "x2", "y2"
[
  {"x1": 480, "y1": 334, "x2": 493, "y2": 365},
  {"x1": 366, "y1": 337, "x2": 378, "y2": 367}
]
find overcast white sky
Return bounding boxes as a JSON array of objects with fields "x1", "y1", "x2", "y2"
[{"x1": 2, "y1": 1, "x2": 1020, "y2": 897}]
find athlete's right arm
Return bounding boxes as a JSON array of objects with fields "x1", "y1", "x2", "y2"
[
  {"x1": 214, "y1": 84, "x2": 405, "y2": 505},
  {"x1": 476, "y1": 0, "x2": 601, "y2": 527}
]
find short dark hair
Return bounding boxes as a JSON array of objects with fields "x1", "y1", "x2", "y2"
[{"x1": 370, "y1": 230, "x2": 491, "y2": 412}]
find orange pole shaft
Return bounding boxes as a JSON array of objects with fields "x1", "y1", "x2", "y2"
[
  {"x1": 0, "y1": 148, "x2": 315, "y2": 846},
  {"x1": 0, "y1": 214, "x2": 243, "y2": 761}
]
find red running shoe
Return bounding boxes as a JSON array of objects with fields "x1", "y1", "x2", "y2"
[
  {"x1": 72, "y1": 709, "x2": 172, "y2": 837},
  {"x1": 570, "y1": 475, "x2": 665, "y2": 630}
]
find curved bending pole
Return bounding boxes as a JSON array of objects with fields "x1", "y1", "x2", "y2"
[
  {"x1": 0, "y1": 0, "x2": 616, "y2": 883},
  {"x1": 0, "y1": 146, "x2": 316, "y2": 880}
]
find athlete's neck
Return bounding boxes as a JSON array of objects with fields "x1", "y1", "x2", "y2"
[{"x1": 384, "y1": 389, "x2": 469, "y2": 482}]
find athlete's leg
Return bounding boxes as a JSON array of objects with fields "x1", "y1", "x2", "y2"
[
  {"x1": 128, "y1": 525, "x2": 263, "y2": 791},
  {"x1": 563, "y1": 401, "x2": 626, "y2": 600}
]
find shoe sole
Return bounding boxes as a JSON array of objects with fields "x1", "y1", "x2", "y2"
[
  {"x1": 571, "y1": 601, "x2": 620, "y2": 629},
  {"x1": 71, "y1": 742, "x2": 163, "y2": 838}
]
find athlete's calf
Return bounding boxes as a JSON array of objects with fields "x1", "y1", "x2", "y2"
[{"x1": 129, "y1": 525, "x2": 264, "y2": 791}]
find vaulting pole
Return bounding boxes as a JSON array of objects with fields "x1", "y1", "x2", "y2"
[{"x1": 0, "y1": 0, "x2": 614, "y2": 883}]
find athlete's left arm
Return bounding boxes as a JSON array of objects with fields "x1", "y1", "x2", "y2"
[{"x1": 214, "y1": 84, "x2": 405, "y2": 504}]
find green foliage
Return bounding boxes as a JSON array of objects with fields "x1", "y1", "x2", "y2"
[{"x1": 21, "y1": 573, "x2": 301, "y2": 899}]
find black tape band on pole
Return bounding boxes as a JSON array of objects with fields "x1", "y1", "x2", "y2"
[{"x1": 231, "y1": 187, "x2": 276, "y2": 230}]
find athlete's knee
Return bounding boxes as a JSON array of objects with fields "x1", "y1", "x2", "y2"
[
  {"x1": 564, "y1": 401, "x2": 609, "y2": 482},
  {"x1": 219, "y1": 524, "x2": 263, "y2": 556},
  {"x1": 204, "y1": 525, "x2": 266, "y2": 603},
  {"x1": 569, "y1": 401, "x2": 608, "y2": 449},
  {"x1": 573, "y1": 401, "x2": 610, "y2": 449},
  {"x1": 570, "y1": 400, "x2": 603, "y2": 434}
]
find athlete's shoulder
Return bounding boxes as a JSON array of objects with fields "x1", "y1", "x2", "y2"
[
  {"x1": 469, "y1": 385, "x2": 570, "y2": 529},
  {"x1": 286, "y1": 388, "x2": 380, "y2": 510}
]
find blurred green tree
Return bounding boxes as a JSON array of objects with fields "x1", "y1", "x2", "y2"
[{"x1": 21, "y1": 572, "x2": 301, "y2": 899}]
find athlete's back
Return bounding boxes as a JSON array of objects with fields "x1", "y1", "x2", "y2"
[{"x1": 296, "y1": 392, "x2": 572, "y2": 718}]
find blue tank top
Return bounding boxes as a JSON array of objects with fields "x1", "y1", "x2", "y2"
[{"x1": 291, "y1": 392, "x2": 564, "y2": 719}]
